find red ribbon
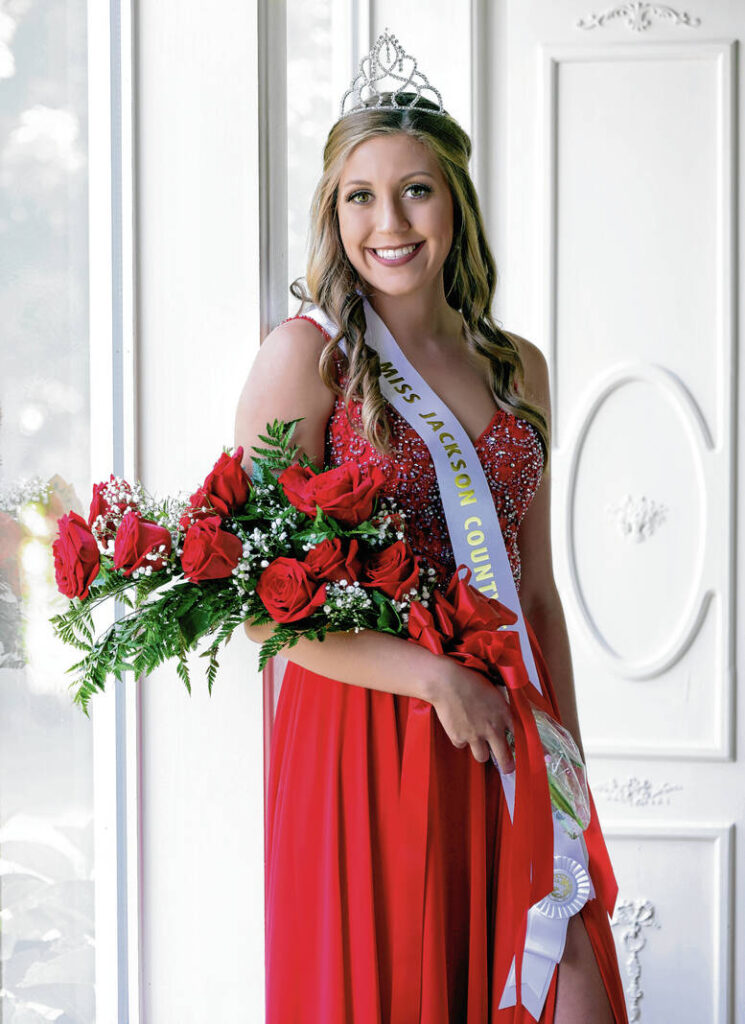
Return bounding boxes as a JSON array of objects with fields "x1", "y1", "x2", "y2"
[
  {"x1": 390, "y1": 695, "x2": 433, "y2": 1024},
  {"x1": 390, "y1": 620, "x2": 620, "y2": 1022},
  {"x1": 489, "y1": 631, "x2": 555, "y2": 1010}
]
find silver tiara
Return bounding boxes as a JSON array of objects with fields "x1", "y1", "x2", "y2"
[{"x1": 339, "y1": 28, "x2": 447, "y2": 120}]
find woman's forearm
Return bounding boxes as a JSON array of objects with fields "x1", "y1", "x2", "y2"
[
  {"x1": 243, "y1": 619, "x2": 440, "y2": 702},
  {"x1": 527, "y1": 598, "x2": 587, "y2": 762}
]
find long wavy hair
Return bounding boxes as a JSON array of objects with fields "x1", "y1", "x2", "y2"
[{"x1": 289, "y1": 92, "x2": 550, "y2": 476}]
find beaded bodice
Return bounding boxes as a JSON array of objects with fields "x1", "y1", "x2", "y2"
[{"x1": 284, "y1": 315, "x2": 545, "y2": 593}]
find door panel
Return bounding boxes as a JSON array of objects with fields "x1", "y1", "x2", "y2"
[{"x1": 485, "y1": 4, "x2": 742, "y2": 1021}]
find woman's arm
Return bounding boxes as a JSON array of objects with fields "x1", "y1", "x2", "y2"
[
  {"x1": 245, "y1": 617, "x2": 442, "y2": 703},
  {"x1": 508, "y1": 332, "x2": 587, "y2": 762}
]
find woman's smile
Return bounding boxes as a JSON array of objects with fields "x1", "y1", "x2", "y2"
[{"x1": 367, "y1": 240, "x2": 425, "y2": 266}]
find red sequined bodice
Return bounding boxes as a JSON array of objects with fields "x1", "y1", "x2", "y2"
[{"x1": 283, "y1": 315, "x2": 545, "y2": 593}]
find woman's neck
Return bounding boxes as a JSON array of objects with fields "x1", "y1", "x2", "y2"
[{"x1": 364, "y1": 289, "x2": 462, "y2": 350}]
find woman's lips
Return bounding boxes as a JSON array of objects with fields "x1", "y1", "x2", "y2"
[{"x1": 367, "y1": 240, "x2": 425, "y2": 266}]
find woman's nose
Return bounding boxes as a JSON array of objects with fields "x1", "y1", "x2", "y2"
[{"x1": 376, "y1": 197, "x2": 410, "y2": 232}]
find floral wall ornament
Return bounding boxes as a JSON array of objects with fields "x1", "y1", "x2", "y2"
[
  {"x1": 595, "y1": 776, "x2": 682, "y2": 806},
  {"x1": 577, "y1": 2, "x2": 702, "y2": 32},
  {"x1": 610, "y1": 898, "x2": 661, "y2": 1022},
  {"x1": 605, "y1": 493, "x2": 668, "y2": 542}
]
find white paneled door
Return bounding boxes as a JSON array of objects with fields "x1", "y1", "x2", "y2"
[{"x1": 484, "y1": 3, "x2": 742, "y2": 1022}]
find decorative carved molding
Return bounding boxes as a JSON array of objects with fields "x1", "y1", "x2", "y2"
[
  {"x1": 611, "y1": 898, "x2": 661, "y2": 1021},
  {"x1": 564, "y1": 364, "x2": 711, "y2": 681},
  {"x1": 595, "y1": 775, "x2": 682, "y2": 806},
  {"x1": 606, "y1": 493, "x2": 668, "y2": 542},
  {"x1": 577, "y1": 3, "x2": 702, "y2": 32}
]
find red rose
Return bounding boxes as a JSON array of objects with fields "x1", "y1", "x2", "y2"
[
  {"x1": 277, "y1": 464, "x2": 317, "y2": 517},
  {"x1": 88, "y1": 474, "x2": 138, "y2": 545},
  {"x1": 304, "y1": 537, "x2": 362, "y2": 583},
  {"x1": 113, "y1": 510, "x2": 173, "y2": 578},
  {"x1": 53, "y1": 511, "x2": 101, "y2": 599},
  {"x1": 308, "y1": 463, "x2": 386, "y2": 526},
  {"x1": 256, "y1": 557, "x2": 327, "y2": 623},
  {"x1": 181, "y1": 515, "x2": 243, "y2": 582},
  {"x1": 201, "y1": 446, "x2": 251, "y2": 516},
  {"x1": 362, "y1": 540, "x2": 420, "y2": 601},
  {"x1": 279, "y1": 461, "x2": 386, "y2": 526}
]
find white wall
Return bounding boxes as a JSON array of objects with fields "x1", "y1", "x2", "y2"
[{"x1": 136, "y1": 2, "x2": 265, "y2": 1020}]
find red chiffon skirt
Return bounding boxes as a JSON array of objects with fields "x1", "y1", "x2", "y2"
[{"x1": 265, "y1": 618, "x2": 629, "y2": 1023}]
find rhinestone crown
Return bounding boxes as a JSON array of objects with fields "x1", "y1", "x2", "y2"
[{"x1": 339, "y1": 28, "x2": 447, "y2": 120}]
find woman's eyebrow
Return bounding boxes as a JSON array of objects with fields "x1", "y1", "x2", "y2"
[{"x1": 341, "y1": 171, "x2": 436, "y2": 187}]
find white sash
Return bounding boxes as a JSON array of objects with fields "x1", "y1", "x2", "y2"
[{"x1": 301, "y1": 298, "x2": 595, "y2": 1018}]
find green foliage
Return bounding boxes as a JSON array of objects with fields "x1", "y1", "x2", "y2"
[
  {"x1": 257, "y1": 625, "x2": 301, "y2": 670},
  {"x1": 247, "y1": 418, "x2": 320, "y2": 474},
  {"x1": 367, "y1": 589, "x2": 401, "y2": 633}
]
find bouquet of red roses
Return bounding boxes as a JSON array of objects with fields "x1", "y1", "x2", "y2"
[
  {"x1": 50, "y1": 420, "x2": 437, "y2": 714},
  {"x1": 49, "y1": 417, "x2": 590, "y2": 835}
]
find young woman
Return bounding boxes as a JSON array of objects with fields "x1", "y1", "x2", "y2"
[{"x1": 235, "y1": 32, "x2": 629, "y2": 1024}]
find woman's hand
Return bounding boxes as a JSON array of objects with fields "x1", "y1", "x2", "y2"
[{"x1": 427, "y1": 658, "x2": 515, "y2": 772}]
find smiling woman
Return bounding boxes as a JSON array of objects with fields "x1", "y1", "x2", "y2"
[{"x1": 235, "y1": 26, "x2": 630, "y2": 1024}]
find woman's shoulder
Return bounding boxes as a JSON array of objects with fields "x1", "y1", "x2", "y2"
[
  {"x1": 277, "y1": 313, "x2": 347, "y2": 373},
  {"x1": 245, "y1": 314, "x2": 338, "y2": 399},
  {"x1": 501, "y1": 328, "x2": 549, "y2": 408},
  {"x1": 270, "y1": 312, "x2": 332, "y2": 346}
]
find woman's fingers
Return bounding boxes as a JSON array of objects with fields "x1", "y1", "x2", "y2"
[
  {"x1": 485, "y1": 723, "x2": 515, "y2": 773},
  {"x1": 469, "y1": 738, "x2": 491, "y2": 763}
]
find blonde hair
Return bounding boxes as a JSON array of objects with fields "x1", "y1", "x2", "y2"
[{"x1": 289, "y1": 92, "x2": 550, "y2": 477}]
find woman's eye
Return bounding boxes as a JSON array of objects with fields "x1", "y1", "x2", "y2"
[{"x1": 346, "y1": 183, "x2": 432, "y2": 204}]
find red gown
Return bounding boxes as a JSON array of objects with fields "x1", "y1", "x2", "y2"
[{"x1": 265, "y1": 314, "x2": 629, "y2": 1024}]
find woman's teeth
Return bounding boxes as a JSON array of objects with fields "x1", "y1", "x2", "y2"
[{"x1": 374, "y1": 243, "x2": 419, "y2": 259}]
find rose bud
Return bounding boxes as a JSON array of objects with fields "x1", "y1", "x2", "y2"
[
  {"x1": 113, "y1": 510, "x2": 172, "y2": 578},
  {"x1": 277, "y1": 463, "x2": 317, "y2": 517},
  {"x1": 180, "y1": 515, "x2": 243, "y2": 582},
  {"x1": 256, "y1": 556, "x2": 327, "y2": 624},
  {"x1": 53, "y1": 511, "x2": 101, "y2": 599},
  {"x1": 362, "y1": 539, "x2": 420, "y2": 601},
  {"x1": 201, "y1": 446, "x2": 251, "y2": 517}
]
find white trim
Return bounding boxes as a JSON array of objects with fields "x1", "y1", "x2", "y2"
[
  {"x1": 258, "y1": 0, "x2": 288, "y2": 335},
  {"x1": 469, "y1": 0, "x2": 487, "y2": 197},
  {"x1": 88, "y1": 0, "x2": 140, "y2": 1019},
  {"x1": 353, "y1": 0, "x2": 373, "y2": 70}
]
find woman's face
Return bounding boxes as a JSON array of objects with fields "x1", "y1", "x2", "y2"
[{"x1": 336, "y1": 132, "x2": 454, "y2": 299}]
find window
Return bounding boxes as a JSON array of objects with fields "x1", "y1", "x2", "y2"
[{"x1": 0, "y1": 1, "x2": 95, "y2": 1019}]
